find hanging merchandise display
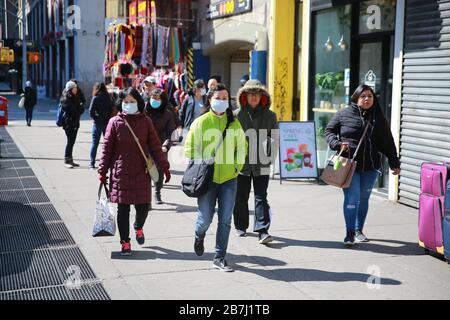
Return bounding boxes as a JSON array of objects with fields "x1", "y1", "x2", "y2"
[{"x1": 104, "y1": 22, "x2": 189, "y2": 90}]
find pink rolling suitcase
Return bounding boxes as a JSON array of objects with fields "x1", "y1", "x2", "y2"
[{"x1": 418, "y1": 162, "x2": 450, "y2": 256}]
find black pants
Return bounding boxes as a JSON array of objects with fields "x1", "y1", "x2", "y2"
[
  {"x1": 233, "y1": 174, "x2": 271, "y2": 234},
  {"x1": 155, "y1": 169, "x2": 164, "y2": 195},
  {"x1": 117, "y1": 204, "x2": 150, "y2": 242},
  {"x1": 25, "y1": 107, "x2": 34, "y2": 125},
  {"x1": 64, "y1": 126, "x2": 79, "y2": 159}
]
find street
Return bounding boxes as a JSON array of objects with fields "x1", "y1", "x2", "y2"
[{"x1": 2, "y1": 95, "x2": 450, "y2": 300}]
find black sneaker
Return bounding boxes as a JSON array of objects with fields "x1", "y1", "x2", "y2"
[
  {"x1": 64, "y1": 158, "x2": 74, "y2": 169},
  {"x1": 344, "y1": 230, "x2": 355, "y2": 246},
  {"x1": 213, "y1": 258, "x2": 234, "y2": 272},
  {"x1": 120, "y1": 240, "x2": 132, "y2": 256},
  {"x1": 134, "y1": 224, "x2": 145, "y2": 245},
  {"x1": 194, "y1": 238, "x2": 204, "y2": 256},
  {"x1": 355, "y1": 231, "x2": 369, "y2": 243},
  {"x1": 259, "y1": 233, "x2": 273, "y2": 244}
]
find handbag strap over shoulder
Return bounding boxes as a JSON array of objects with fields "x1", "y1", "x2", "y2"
[
  {"x1": 123, "y1": 118, "x2": 152, "y2": 166},
  {"x1": 352, "y1": 121, "x2": 371, "y2": 161}
]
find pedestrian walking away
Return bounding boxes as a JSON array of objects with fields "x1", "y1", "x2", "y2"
[
  {"x1": 184, "y1": 83, "x2": 247, "y2": 272},
  {"x1": 23, "y1": 81, "x2": 37, "y2": 127},
  {"x1": 145, "y1": 88, "x2": 176, "y2": 205},
  {"x1": 89, "y1": 82, "x2": 114, "y2": 169},
  {"x1": 179, "y1": 79, "x2": 207, "y2": 140},
  {"x1": 325, "y1": 84, "x2": 401, "y2": 246},
  {"x1": 61, "y1": 80, "x2": 85, "y2": 169},
  {"x1": 233, "y1": 80, "x2": 279, "y2": 244},
  {"x1": 98, "y1": 87, "x2": 171, "y2": 256}
]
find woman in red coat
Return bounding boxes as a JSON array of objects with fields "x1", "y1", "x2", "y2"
[{"x1": 98, "y1": 88, "x2": 171, "y2": 256}]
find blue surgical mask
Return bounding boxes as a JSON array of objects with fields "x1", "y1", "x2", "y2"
[
  {"x1": 150, "y1": 99, "x2": 161, "y2": 109},
  {"x1": 122, "y1": 102, "x2": 139, "y2": 114},
  {"x1": 210, "y1": 99, "x2": 229, "y2": 115}
]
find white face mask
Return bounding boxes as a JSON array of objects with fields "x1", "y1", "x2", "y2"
[
  {"x1": 200, "y1": 88, "x2": 207, "y2": 96},
  {"x1": 122, "y1": 102, "x2": 139, "y2": 114},
  {"x1": 210, "y1": 99, "x2": 229, "y2": 115}
]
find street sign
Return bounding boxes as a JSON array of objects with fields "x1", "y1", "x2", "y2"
[
  {"x1": 207, "y1": 0, "x2": 252, "y2": 20},
  {"x1": 15, "y1": 40, "x2": 34, "y2": 48}
]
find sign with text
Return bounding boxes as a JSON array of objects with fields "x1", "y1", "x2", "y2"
[
  {"x1": 207, "y1": 0, "x2": 252, "y2": 20},
  {"x1": 129, "y1": 1, "x2": 137, "y2": 25},
  {"x1": 279, "y1": 122, "x2": 318, "y2": 180}
]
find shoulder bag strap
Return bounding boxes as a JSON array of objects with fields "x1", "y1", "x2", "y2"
[
  {"x1": 212, "y1": 118, "x2": 232, "y2": 159},
  {"x1": 123, "y1": 118, "x2": 152, "y2": 165},
  {"x1": 352, "y1": 121, "x2": 371, "y2": 161}
]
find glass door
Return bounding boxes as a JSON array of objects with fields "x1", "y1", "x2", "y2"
[{"x1": 357, "y1": 36, "x2": 394, "y2": 192}]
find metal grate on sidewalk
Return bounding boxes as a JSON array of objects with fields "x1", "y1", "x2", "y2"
[{"x1": 0, "y1": 127, "x2": 110, "y2": 300}]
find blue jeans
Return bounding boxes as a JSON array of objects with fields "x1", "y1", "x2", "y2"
[
  {"x1": 90, "y1": 123, "x2": 106, "y2": 166},
  {"x1": 196, "y1": 178, "x2": 237, "y2": 260},
  {"x1": 343, "y1": 170, "x2": 379, "y2": 232}
]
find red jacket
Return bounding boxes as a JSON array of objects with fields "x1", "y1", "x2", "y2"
[{"x1": 99, "y1": 112, "x2": 169, "y2": 204}]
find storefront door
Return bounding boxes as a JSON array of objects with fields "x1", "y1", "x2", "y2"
[{"x1": 354, "y1": 35, "x2": 394, "y2": 192}]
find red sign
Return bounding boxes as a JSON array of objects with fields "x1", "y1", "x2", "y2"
[
  {"x1": 138, "y1": 0, "x2": 147, "y2": 25},
  {"x1": 129, "y1": 1, "x2": 137, "y2": 24}
]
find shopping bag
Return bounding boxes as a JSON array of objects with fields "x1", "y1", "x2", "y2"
[
  {"x1": 18, "y1": 96, "x2": 25, "y2": 109},
  {"x1": 92, "y1": 183, "x2": 116, "y2": 237}
]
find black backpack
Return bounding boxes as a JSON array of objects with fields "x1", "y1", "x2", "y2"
[{"x1": 181, "y1": 120, "x2": 231, "y2": 198}]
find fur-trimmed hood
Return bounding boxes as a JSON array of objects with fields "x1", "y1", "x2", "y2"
[{"x1": 236, "y1": 80, "x2": 272, "y2": 110}]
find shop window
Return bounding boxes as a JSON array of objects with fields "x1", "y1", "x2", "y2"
[
  {"x1": 312, "y1": 5, "x2": 351, "y2": 168},
  {"x1": 359, "y1": 0, "x2": 396, "y2": 34}
]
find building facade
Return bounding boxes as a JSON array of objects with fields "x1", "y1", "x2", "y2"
[{"x1": 28, "y1": 0, "x2": 105, "y2": 100}]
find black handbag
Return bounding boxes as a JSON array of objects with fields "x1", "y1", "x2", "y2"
[{"x1": 182, "y1": 120, "x2": 231, "y2": 198}]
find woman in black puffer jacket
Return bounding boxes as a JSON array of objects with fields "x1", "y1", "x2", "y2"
[
  {"x1": 61, "y1": 80, "x2": 85, "y2": 169},
  {"x1": 325, "y1": 84, "x2": 401, "y2": 246}
]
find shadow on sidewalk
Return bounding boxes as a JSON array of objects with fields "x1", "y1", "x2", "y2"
[
  {"x1": 263, "y1": 235, "x2": 425, "y2": 256},
  {"x1": 110, "y1": 246, "x2": 401, "y2": 285},
  {"x1": 0, "y1": 201, "x2": 65, "y2": 285}
]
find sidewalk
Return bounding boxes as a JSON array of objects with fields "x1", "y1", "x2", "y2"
[{"x1": 3, "y1": 105, "x2": 450, "y2": 300}]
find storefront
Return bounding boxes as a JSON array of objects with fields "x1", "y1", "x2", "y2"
[
  {"x1": 201, "y1": 0, "x2": 267, "y2": 97},
  {"x1": 307, "y1": 0, "x2": 397, "y2": 194}
]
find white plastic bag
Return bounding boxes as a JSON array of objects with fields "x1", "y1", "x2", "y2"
[
  {"x1": 92, "y1": 184, "x2": 116, "y2": 237},
  {"x1": 18, "y1": 96, "x2": 25, "y2": 109}
]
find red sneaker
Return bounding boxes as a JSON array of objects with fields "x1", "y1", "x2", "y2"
[
  {"x1": 120, "y1": 240, "x2": 131, "y2": 256},
  {"x1": 135, "y1": 227, "x2": 145, "y2": 245}
]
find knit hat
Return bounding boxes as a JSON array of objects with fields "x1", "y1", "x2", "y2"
[
  {"x1": 143, "y1": 76, "x2": 157, "y2": 84},
  {"x1": 65, "y1": 81, "x2": 77, "y2": 92}
]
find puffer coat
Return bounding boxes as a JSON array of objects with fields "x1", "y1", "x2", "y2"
[{"x1": 98, "y1": 112, "x2": 169, "y2": 204}]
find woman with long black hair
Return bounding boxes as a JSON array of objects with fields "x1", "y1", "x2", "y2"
[{"x1": 325, "y1": 84, "x2": 400, "y2": 246}]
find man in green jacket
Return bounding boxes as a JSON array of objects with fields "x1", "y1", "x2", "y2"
[
  {"x1": 233, "y1": 80, "x2": 279, "y2": 244},
  {"x1": 185, "y1": 83, "x2": 247, "y2": 272}
]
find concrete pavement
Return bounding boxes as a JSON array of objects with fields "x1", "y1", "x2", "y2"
[{"x1": 3, "y1": 94, "x2": 450, "y2": 300}]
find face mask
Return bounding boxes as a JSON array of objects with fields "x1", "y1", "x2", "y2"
[
  {"x1": 150, "y1": 99, "x2": 161, "y2": 109},
  {"x1": 122, "y1": 102, "x2": 139, "y2": 114},
  {"x1": 210, "y1": 99, "x2": 229, "y2": 115},
  {"x1": 200, "y1": 88, "x2": 207, "y2": 96}
]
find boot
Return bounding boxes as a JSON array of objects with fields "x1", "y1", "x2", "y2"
[
  {"x1": 70, "y1": 157, "x2": 80, "y2": 167},
  {"x1": 154, "y1": 191, "x2": 163, "y2": 205},
  {"x1": 64, "y1": 157, "x2": 74, "y2": 169}
]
